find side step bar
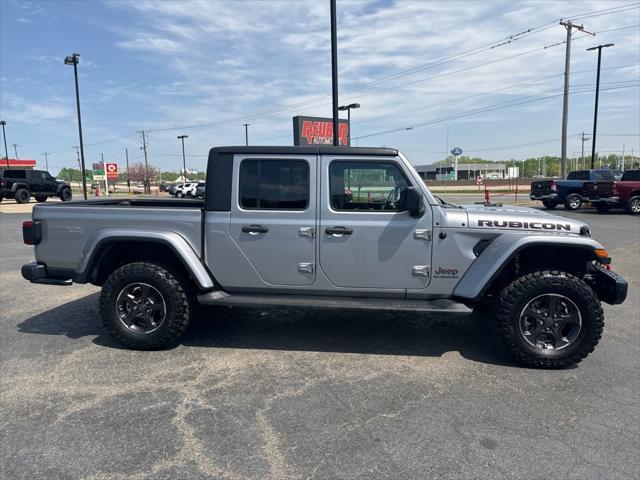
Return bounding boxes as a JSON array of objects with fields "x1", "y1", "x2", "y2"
[{"x1": 197, "y1": 291, "x2": 472, "y2": 314}]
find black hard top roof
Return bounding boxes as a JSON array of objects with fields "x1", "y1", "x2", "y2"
[{"x1": 209, "y1": 146, "x2": 398, "y2": 156}]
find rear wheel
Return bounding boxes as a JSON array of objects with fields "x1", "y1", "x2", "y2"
[
  {"x1": 626, "y1": 196, "x2": 640, "y2": 215},
  {"x1": 542, "y1": 199, "x2": 557, "y2": 209},
  {"x1": 176, "y1": 191, "x2": 184, "y2": 198},
  {"x1": 593, "y1": 202, "x2": 610, "y2": 213},
  {"x1": 59, "y1": 187, "x2": 72, "y2": 201},
  {"x1": 496, "y1": 271, "x2": 603, "y2": 368},
  {"x1": 100, "y1": 261, "x2": 193, "y2": 349},
  {"x1": 35, "y1": 195, "x2": 48, "y2": 203},
  {"x1": 564, "y1": 193, "x2": 582, "y2": 210},
  {"x1": 15, "y1": 189, "x2": 30, "y2": 204}
]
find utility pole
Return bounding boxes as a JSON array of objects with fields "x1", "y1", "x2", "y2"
[
  {"x1": 138, "y1": 130, "x2": 150, "y2": 194},
  {"x1": 330, "y1": 0, "x2": 339, "y2": 146},
  {"x1": 125, "y1": 147, "x2": 131, "y2": 192},
  {"x1": 559, "y1": 20, "x2": 594, "y2": 179},
  {"x1": 41, "y1": 152, "x2": 50, "y2": 171},
  {"x1": 587, "y1": 43, "x2": 614, "y2": 169},
  {"x1": 242, "y1": 124, "x2": 249, "y2": 146},
  {"x1": 12, "y1": 144, "x2": 19, "y2": 159},
  {"x1": 0, "y1": 120, "x2": 9, "y2": 168},
  {"x1": 580, "y1": 132, "x2": 590, "y2": 169},
  {"x1": 73, "y1": 146, "x2": 81, "y2": 170},
  {"x1": 621, "y1": 144, "x2": 625, "y2": 171}
]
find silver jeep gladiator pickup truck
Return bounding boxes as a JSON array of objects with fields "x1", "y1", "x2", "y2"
[{"x1": 21, "y1": 146, "x2": 628, "y2": 368}]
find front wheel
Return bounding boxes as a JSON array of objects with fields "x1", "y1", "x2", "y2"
[
  {"x1": 495, "y1": 271, "x2": 603, "y2": 369},
  {"x1": 542, "y1": 199, "x2": 557, "y2": 209},
  {"x1": 59, "y1": 188, "x2": 72, "y2": 201},
  {"x1": 176, "y1": 191, "x2": 184, "y2": 198},
  {"x1": 100, "y1": 261, "x2": 193, "y2": 349},
  {"x1": 626, "y1": 196, "x2": 640, "y2": 215},
  {"x1": 564, "y1": 193, "x2": 582, "y2": 210},
  {"x1": 593, "y1": 202, "x2": 610, "y2": 213}
]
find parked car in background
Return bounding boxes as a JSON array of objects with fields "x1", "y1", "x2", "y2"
[
  {"x1": 530, "y1": 169, "x2": 617, "y2": 210},
  {"x1": 0, "y1": 169, "x2": 72, "y2": 203},
  {"x1": 176, "y1": 182, "x2": 197, "y2": 198},
  {"x1": 583, "y1": 170, "x2": 640, "y2": 214},
  {"x1": 132, "y1": 183, "x2": 146, "y2": 194},
  {"x1": 168, "y1": 183, "x2": 184, "y2": 196},
  {"x1": 195, "y1": 182, "x2": 206, "y2": 198}
]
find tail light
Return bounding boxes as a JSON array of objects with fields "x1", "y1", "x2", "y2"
[
  {"x1": 612, "y1": 182, "x2": 618, "y2": 196},
  {"x1": 23, "y1": 220, "x2": 43, "y2": 245},
  {"x1": 550, "y1": 180, "x2": 557, "y2": 192},
  {"x1": 0, "y1": 178, "x2": 6, "y2": 188}
]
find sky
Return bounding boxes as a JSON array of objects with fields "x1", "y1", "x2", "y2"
[{"x1": 0, "y1": 0, "x2": 638, "y2": 175}]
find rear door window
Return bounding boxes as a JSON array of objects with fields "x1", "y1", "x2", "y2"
[
  {"x1": 2, "y1": 170, "x2": 27, "y2": 179},
  {"x1": 239, "y1": 159, "x2": 309, "y2": 210},
  {"x1": 568, "y1": 171, "x2": 590, "y2": 180},
  {"x1": 594, "y1": 170, "x2": 613, "y2": 181}
]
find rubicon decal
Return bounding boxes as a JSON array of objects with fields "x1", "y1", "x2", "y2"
[{"x1": 477, "y1": 219, "x2": 572, "y2": 231}]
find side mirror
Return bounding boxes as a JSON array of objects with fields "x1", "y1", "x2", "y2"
[{"x1": 400, "y1": 187, "x2": 425, "y2": 218}]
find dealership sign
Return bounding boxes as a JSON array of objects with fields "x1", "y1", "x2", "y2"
[{"x1": 293, "y1": 116, "x2": 350, "y2": 146}]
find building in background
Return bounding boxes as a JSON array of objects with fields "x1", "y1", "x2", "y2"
[
  {"x1": 0, "y1": 159, "x2": 37, "y2": 171},
  {"x1": 414, "y1": 162, "x2": 507, "y2": 181}
]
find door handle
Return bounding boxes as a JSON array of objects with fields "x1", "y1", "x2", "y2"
[
  {"x1": 325, "y1": 226, "x2": 353, "y2": 236},
  {"x1": 242, "y1": 224, "x2": 269, "y2": 234}
]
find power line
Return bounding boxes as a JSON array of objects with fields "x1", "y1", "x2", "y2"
[{"x1": 353, "y1": 83, "x2": 639, "y2": 141}]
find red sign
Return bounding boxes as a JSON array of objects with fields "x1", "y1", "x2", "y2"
[
  {"x1": 106, "y1": 163, "x2": 118, "y2": 179},
  {"x1": 293, "y1": 116, "x2": 350, "y2": 146}
]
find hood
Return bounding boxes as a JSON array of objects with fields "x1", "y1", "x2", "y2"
[{"x1": 462, "y1": 204, "x2": 590, "y2": 236}]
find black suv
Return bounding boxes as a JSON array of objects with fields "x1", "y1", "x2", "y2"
[{"x1": 0, "y1": 169, "x2": 73, "y2": 203}]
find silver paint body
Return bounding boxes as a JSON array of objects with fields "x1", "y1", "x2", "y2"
[{"x1": 32, "y1": 151, "x2": 604, "y2": 302}]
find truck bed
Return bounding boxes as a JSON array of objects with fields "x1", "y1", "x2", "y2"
[{"x1": 32, "y1": 197, "x2": 204, "y2": 271}]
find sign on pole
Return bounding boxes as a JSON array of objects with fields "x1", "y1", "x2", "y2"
[
  {"x1": 106, "y1": 163, "x2": 118, "y2": 179},
  {"x1": 293, "y1": 116, "x2": 350, "y2": 146},
  {"x1": 93, "y1": 162, "x2": 106, "y2": 180}
]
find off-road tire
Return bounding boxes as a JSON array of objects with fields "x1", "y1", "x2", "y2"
[
  {"x1": 626, "y1": 195, "x2": 640, "y2": 215},
  {"x1": 496, "y1": 271, "x2": 603, "y2": 369},
  {"x1": 542, "y1": 199, "x2": 557, "y2": 209},
  {"x1": 15, "y1": 189, "x2": 30, "y2": 204},
  {"x1": 564, "y1": 193, "x2": 582, "y2": 210},
  {"x1": 59, "y1": 187, "x2": 72, "y2": 202},
  {"x1": 100, "y1": 261, "x2": 193, "y2": 349},
  {"x1": 593, "y1": 202, "x2": 610, "y2": 213},
  {"x1": 35, "y1": 195, "x2": 48, "y2": 203}
]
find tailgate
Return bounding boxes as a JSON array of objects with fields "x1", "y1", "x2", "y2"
[{"x1": 530, "y1": 180, "x2": 553, "y2": 196}]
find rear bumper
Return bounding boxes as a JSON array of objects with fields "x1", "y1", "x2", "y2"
[
  {"x1": 588, "y1": 263, "x2": 628, "y2": 305},
  {"x1": 21, "y1": 262, "x2": 73, "y2": 286},
  {"x1": 530, "y1": 193, "x2": 558, "y2": 201}
]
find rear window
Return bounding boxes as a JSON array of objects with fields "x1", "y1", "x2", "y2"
[
  {"x1": 239, "y1": 159, "x2": 309, "y2": 210},
  {"x1": 621, "y1": 170, "x2": 640, "y2": 181},
  {"x1": 2, "y1": 170, "x2": 27, "y2": 179}
]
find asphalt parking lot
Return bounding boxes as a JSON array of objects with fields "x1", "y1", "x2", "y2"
[{"x1": 1, "y1": 206, "x2": 638, "y2": 479}]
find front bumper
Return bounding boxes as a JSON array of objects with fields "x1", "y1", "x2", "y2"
[
  {"x1": 587, "y1": 263, "x2": 628, "y2": 305},
  {"x1": 530, "y1": 193, "x2": 558, "y2": 201},
  {"x1": 21, "y1": 262, "x2": 72, "y2": 286}
]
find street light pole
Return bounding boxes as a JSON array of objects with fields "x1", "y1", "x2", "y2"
[
  {"x1": 0, "y1": 120, "x2": 8, "y2": 168},
  {"x1": 177, "y1": 135, "x2": 188, "y2": 181},
  {"x1": 338, "y1": 103, "x2": 360, "y2": 146},
  {"x1": 330, "y1": 0, "x2": 339, "y2": 146},
  {"x1": 42, "y1": 152, "x2": 50, "y2": 171},
  {"x1": 12, "y1": 144, "x2": 19, "y2": 160},
  {"x1": 587, "y1": 43, "x2": 614, "y2": 169},
  {"x1": 125, "y1": 147, "x2": 131, "y2": 193},
  {"x1": 242, "y1": 124, "x2": 249, "y2": 146},
  {"x1": 65, "y1": 53, "x2": 88, "y2": 199}
]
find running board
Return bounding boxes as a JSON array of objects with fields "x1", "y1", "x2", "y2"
[{"x1": 197, "y1": 291, "x2": 472, "y2": 314}]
